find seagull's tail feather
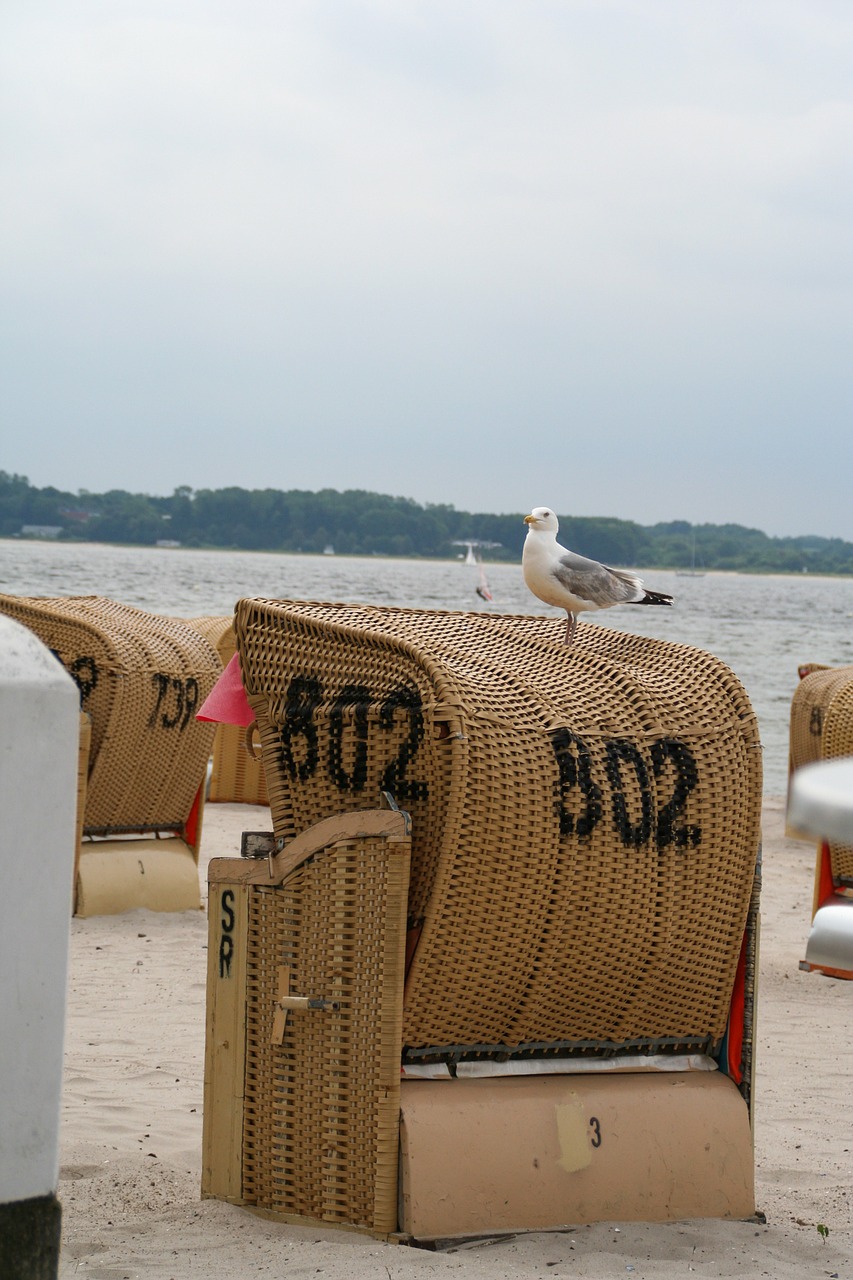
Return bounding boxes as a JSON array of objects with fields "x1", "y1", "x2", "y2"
[{"x1": 632, "y1": 589, "x2": 674, "y2": 607}]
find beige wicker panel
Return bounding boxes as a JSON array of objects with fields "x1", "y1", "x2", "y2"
[
  {"x1": 0, "y1": 595, "x2": 218, "y2": 832},
  {"x1": 240, "y1": 832, "x2": 409, "y2": 1230},
  {"x1": 824, "y1": 689, "x2": 853, "y2": 883},
  {"x1": 182, "y1": 614, "x2": 233, "y2": 656},
  {"x1": 234, "y1": 599, "x2": 762, "y2": 1060},
  {"x1": 789, "y1": 664, "x2": 853, "y2": 772},
  {"x1": 208, "y1": 724, "x2": 268, "y2": 805},
  {"x1": 184, "y1": 614, "x2": 270, "y2": 806}
]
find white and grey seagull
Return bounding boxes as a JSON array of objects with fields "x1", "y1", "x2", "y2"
[{"x1": 522, "y1": 506, "x2": 673, "y2": 644}]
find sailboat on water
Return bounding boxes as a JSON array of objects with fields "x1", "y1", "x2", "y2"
[
  {"x1": 676, "y1": 529, "x2": 706, "y2": 578},
  {"x1": 453, "y1": 539, "x2": 501, "y2": 601}
]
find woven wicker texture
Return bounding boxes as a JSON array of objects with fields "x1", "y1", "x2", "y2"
[
  {"x1": 182, "y1": 614, "x2": 233, "y2": 656},
  {"x1": 790, "y1": 664, "x2": 853, "y2": 884},
  {"x1": 184, "y1": 615, "x2": 270, "y2": 806},
  {"x1": 241, "y1": 834, "x2": 409, "y2": 1229},
  {"x1": 208, "y1": 720, "x2": 270, "y2": 806},
  {"x1": 0, "y1": 595, "x2": 219, "y2": 832},
  {"x1": 789, "y1": 664, "x2": 853, "y2": 771},
  {"x1": 234, "y1": 599, "x2": 763, "y2": 1058}
]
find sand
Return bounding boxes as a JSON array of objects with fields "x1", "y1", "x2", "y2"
[{"x1": 57, "y1": 796, "x2": 851, "y2": 1280}]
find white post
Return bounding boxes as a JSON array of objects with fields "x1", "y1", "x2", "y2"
[{"x1": 0, "y1": 615, "x2": 79, "y2": 1279}]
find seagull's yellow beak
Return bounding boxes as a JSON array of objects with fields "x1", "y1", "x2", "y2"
[{"x1": 524, "y1": 514, "x2": 536, "y2": 525}]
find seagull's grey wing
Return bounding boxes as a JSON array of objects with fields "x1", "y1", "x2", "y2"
[{"x1": 552, "y1": 551, "x2": 642, "y2": 607}]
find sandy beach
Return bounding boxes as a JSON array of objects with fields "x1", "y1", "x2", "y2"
[{"x1": 57, "y1": 795, "x2": 850, "y2": 1280}]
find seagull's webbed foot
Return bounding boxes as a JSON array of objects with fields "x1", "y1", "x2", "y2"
[{"x1": 564, "y1": 613, "x2": 577, "y2": 644}]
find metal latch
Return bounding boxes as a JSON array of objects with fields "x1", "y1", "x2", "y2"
[
  {"x1": 241, "y1": 831, "x2": 276, "y2": 859},
  {"x1": 277, "y1": 996, "x2": 341, "y2": 1012},
  {"x1": 271, "y1": 967, "x2": 342, "y2": 1045},
  {"x1": 241, "y1": 831, "x2": 287, "y2": 876}
]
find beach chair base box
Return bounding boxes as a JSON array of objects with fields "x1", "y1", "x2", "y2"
[
  {"x1": 76, "y1": 837, "x2": 202, "y2": 917},
  {"x1": 75, "y1": 776, "x2": 206, "y2": 917},
  {"x1": 398, "y1": 1073, "x2": 753, "y2": 1238}
]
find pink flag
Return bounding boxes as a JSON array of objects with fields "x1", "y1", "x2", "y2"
[{"x1": 196, "y1": 652, "x2": 254, "y2": 726}]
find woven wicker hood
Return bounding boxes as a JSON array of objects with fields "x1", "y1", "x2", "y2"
[{"x1": 235, "y1": 598, "x2": 762, "y2": 1057}]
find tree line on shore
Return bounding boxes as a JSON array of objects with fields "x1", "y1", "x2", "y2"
[{"x1": 3, "y1": 471, "x2": 852, "y2": 575}]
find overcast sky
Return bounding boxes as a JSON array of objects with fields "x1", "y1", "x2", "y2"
[{"x1": 2, "y1": 1, "x2": 852, "y2": 538}]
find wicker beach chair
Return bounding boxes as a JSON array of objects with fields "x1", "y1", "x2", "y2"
[
  {"x1": 204, "y1": 600, "x2": 762, "y2": 1237},
  {"x1": 0, "y1": 594, "x2": 220, "y2": 915},
  {"x1": 789, "y1": 663, "x2": 853, "y2": 977}
]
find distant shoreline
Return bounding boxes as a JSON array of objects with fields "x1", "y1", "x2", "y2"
[
  {"x1": 5, "y1": 535, "x2": 853, "y2": 579},
  {"x1": 4, "y1": 476, "x2": 853, "y2": 573}
]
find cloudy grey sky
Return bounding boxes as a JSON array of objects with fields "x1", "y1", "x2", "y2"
[{"x1": 2, "y1": 1, "x2": 852, "y2": 538}]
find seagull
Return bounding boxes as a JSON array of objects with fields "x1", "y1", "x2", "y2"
[{"x1": 522, "y1": 506, "x2": 673, "y2": 643}]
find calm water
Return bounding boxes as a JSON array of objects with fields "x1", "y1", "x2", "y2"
[{"x1": 3, "y1": 538, "x2": 853, "y2": 795}]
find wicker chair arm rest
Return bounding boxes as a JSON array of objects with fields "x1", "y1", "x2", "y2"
[{"x1": 208, "y1": 807, "x2": 411, "y2": 887}]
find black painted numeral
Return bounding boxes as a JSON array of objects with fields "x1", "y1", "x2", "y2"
[
  {"x1": 50, "y1": 650, "x2": 99, "y2": 705},
  {"x1": 650, "y1": 738, "x2": 701, "y2": 849},
  {"x1": 182, "y1": 677, "x2": 199, "y2": 728},
  {"x1": 328, "y1": 684, "x2": 371, "y2": 793},
  {"x1": 278, "y1": 674, "x2": 322, "y2": 781},
  {"x1": 605, "y1": 739, "x2": 654, "y2": 849},
  {"x1": 69, "y1": 655, "x2": 99, "y2": 702},
  {"x1": 378, "y1": 685, "x2": 428, "y2": 802},
  {"x1": 550, "y1": 728, "x2": 602, "y2": 838},
  {"x1": 149, "y1": 673, "x2": 200, "y2": 731}
]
